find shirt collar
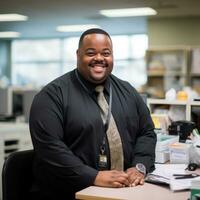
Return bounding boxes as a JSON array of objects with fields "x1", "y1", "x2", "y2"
[{"x1": 76, "y1": 69, "x2": 111, "y2": 95}]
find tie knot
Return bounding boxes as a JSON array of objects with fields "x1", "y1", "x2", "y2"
[{"x1": 95, "y1": 85, "x2": 104, "y2": 93}]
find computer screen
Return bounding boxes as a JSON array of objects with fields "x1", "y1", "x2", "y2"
[
  {"x1": 0, "y1": 87, "x2": 13, "y2": 116},
  {"x1": 23, "y1": 89, "x2": 39, "y2": 122}
]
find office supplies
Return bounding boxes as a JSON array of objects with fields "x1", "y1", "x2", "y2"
[
  {"x1": 146, "y1": 164, "x2": 200, "y2": 191},
  {"x1": 186, "y1": 163, "x2": 198, "y2": 171},
  {"x1": 169, "y1": 142, "x2": 192, "y2": 164},
  {"x1": 155, "y1": 134, "x2": 179, "y2": 163},
  {"x1": 168, "y1": 120, "x2": 196, "y2": 143},
  {"x1": 173, "y1": 173, "x2": 199, "y2": 179},
  {"x1": 146, "y1": 164, "x2": 185, "y2": 187}
]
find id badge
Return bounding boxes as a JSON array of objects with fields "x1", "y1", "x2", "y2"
[{"x1": 98, "y1": 154, "x2": 107, "y2": 168}]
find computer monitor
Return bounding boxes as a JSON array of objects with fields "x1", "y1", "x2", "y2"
[
  {"x1": 12, "y1": 91, "x2": 23, "y2": 117},
  {"x1": 0, "y1": 87, "x2": 13, "y2": 116},
  {"x1": 23, "y1": 89, "x2": 39, "y2": 122}
]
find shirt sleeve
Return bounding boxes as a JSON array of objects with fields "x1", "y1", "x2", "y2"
[
  {"x1": 29, "y1": 85, "x2": 98, "y2": 192},
  {"x1": 131, "y1": 91, "x2": 157, "y2": 173}
]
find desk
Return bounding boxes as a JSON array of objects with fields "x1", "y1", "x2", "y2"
[{"x1": 76, "y1": 183, "x2": 190, "y2": 200}]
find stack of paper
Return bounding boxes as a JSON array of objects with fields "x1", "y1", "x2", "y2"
[{"x1": 146, "y1": 164, "x2": 200, "y2": 191}]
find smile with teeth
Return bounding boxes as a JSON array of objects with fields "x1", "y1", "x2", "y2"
[
  {"x1": 89, "y1": 62, "x2": 107, "y2": 68},
  {"x1": 93, "y1": 64, "x2": 105, "y2": 68}
]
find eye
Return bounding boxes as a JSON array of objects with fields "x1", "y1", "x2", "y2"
[
  {"x1": 86, "y1": 51, "x2": 95, "y2": 57},
  {"x1": 102, "y1": 51, "x2": 111, "y2": 57}
]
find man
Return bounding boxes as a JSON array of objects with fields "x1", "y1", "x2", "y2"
[{"x1": 29, "y1": 28, "x2": 156, "y2": 200}]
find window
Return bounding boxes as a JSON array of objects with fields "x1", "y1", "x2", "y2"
[
  {"x1": 12, "y1": 39, "x2": 61, "y2": 62},
  {"x1": 112, "y1": 34, "x2": 148, "y2": 88},
  {"x1": 63, "y1": 37, "x2": 79, "y2": 73},
  {"x1": 111, "y1": 36, "x2": 129, "y2": 60},
  {"x1": 12, "y1": 63, "x2": 61, "y2": 86},
  {"x1": 12, "y1": 39, "x2": 62, "y2": 86},
  {"x1": 11, "y1": 34, "x2": 148, "y2": 89}
]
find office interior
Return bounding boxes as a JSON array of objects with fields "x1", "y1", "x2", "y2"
[{"x1": 0, "y1": 0, "x2": 200, "y2": 199}]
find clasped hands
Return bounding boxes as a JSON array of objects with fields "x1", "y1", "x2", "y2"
[{"x1": 94, "y1": 167, "x2": 145, "y2": 188}]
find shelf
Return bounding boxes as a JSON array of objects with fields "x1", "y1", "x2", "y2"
[
  {"x1": 147, "y1": 71, "x2": 165, "y2": 76},
  {"x1": 147, "y1": 99, "x2": 187, "y2": 105},
  {"x1": 148, "y1": 71, "x2": 187, "y2": 77},
  {"x1": 147, "y1": 99, "x2": 200, "y2": 123},
  {"x1": 189, "y1": 101, "x2": 200, "y2": 106},
  {"x1": 145, "y1": 47, "x2": 190, "y2": 98},
  {"x1": 190, "y1": 73, "x2": 200, "y2": 77}
]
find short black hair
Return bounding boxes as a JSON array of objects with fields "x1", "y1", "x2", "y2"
[{"x1": 78, "y1": 28, "x2": 111, "y2": 48}]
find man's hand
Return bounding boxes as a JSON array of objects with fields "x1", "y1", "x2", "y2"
[
  {"x1": 126, "y1": 167, "x2": 145, "y2": 187},
  {"x1": 94, "y1": 170, "x2": 129, "y2": 188}
]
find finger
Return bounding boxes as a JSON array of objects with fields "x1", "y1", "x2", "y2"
[
  {"x1": 128, "y1": 173, "x2": 138, "y2": 184},
  {"x1": 114, "y1": 171, "x2": 129, "y2": 178},
  {"x1": 132, "y1": 177, "x2": 145, "y2": 187},
  {"x1": 112, "y1": 171, "x2": 129, "y2": 181},
  {"x1": 109, "y1": 172, "x2": 129, "y2": 186},
  {"x1": 112, "y1": 181, "x2": 125, "y2": 188},
  {"x1": 129, "y1": 172, "x2": 144, "y2": 183},
  {"x1": 140, "y1": 178, "x2": 145, "y2": 185},
  {"x1": 117, "y1": 176, "x2": 129, "y2": 186},
  {"x1": 131, "y1": 178, "x2": 140, "y2": 187}
]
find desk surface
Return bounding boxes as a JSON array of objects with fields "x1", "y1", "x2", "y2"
[{"x1": 76, "y1": 183, "x2": 190, "y2": 200}]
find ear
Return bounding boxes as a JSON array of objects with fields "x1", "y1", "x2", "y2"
[
  {"x1": 76, "y1": 49, "x2": 79, "y2": 61},
  {"x1": 76, "y1": 49, "x2": 79, "y2": 56}
]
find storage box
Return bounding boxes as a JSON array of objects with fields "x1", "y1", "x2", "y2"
[
  {"x1": 169, "y1": 142, "x2": 192, "y2": 164},
  {"x1": 156, "y1": 134, "x2": 179, "y2": 152},
  {"x1": 155, "y1": 134, "x2": 179, "y2": 163},
  {"x1": 155, "y1": 151, "x2": 170, "y2": 163}
]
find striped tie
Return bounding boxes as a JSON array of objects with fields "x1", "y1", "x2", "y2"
[{"x1": 95, "y1": 85, "x2": 124, "y2": 170}]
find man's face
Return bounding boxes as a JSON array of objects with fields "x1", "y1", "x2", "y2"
[{"x1": 76, "y1": 33, "x2": 113, "y2": 84}]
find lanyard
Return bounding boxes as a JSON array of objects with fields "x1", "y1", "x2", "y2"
[{"x1": 75, "y1": 69, "x2": 112, "y2": 169}]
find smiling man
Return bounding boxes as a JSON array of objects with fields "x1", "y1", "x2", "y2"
[
  {"x1": 76, "y1": 30, "x2": 113, "y2": 84},
  {"x1": 29, "y1": 28, "x2": 156, "y2": 200}
]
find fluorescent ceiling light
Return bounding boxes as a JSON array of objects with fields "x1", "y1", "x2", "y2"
[
  {"x1": 0, "y1": 14, "x2": 28, "y2": 21},
  {"x1": 56, "y1": 24, "x2": 100, "y2": 32},
  {"x1": 100, "y1": 7, "x2": 157, "y2": 17},
  {"x1": 0, "y1": 32, "x2": 21, "y2": 38}
]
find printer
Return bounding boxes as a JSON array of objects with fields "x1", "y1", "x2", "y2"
[{"x1": 168, "y1": 120, "x2": 196, "y2": 143}]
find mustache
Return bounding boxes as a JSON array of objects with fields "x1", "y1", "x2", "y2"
[{"x1": 88, "y1": 61, "x2": 108, "y2": 68}]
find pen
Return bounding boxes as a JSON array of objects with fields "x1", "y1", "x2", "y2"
[{"x1": 173, "y1": 173, "x2": 199, "y2": 179}]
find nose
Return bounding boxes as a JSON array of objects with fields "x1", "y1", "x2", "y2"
[{"x1": 94, "y1": 53, "x2": 103, "y2": 61}]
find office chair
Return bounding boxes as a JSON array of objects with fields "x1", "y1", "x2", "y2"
[{"x1": 2, "y1": 149, "x2": 34, "y2": 200}]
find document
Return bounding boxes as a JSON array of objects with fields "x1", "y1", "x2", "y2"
[{"x1": 146, "y1": 164, "x2": 200, "y2": 191}]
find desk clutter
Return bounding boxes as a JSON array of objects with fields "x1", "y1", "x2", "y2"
[
  {"x1": 154, "y1": 121, "x2": 200, "y2": 165},
  {"x1": 150, "y1": 121, "x2": 200, "y2": 196},
  {"x1": 146, "y1": 164, "x2": 200, "y2": 192}
]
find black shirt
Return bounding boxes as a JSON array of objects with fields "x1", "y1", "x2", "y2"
[{"x1": 29, "y1": 69, "x2": 156, "y2": 199}]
